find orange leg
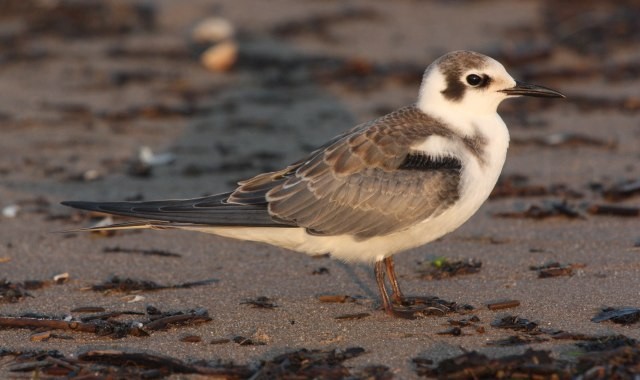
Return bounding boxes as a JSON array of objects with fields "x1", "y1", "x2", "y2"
[
  {"x1": 374, "y1": 260, "x2": 393, "y2": 315},
  {"x1": 384, "y1": 256, "x2": 405, "y2": 304}
]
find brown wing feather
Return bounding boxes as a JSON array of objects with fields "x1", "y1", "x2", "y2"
[{"x1": 228, "y1": 105, "x2": 463, "y2": 239}]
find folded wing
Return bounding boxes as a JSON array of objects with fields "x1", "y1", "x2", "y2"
[
  {"x1": 63, "y1": 105, "x2": 463, "y2": 238},
  {"x1": 231, "y1": 105, "x2": 463, "y2": 239}
]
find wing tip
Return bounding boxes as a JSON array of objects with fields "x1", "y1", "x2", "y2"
[{"x1": 60, "y1": 200, "x2": 102, "y2": 212}]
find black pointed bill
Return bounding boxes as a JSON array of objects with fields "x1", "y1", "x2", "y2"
[{"x1": 500, "y1": 81, "x2": 565, "y2": 98}]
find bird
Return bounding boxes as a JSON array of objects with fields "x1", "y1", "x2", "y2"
[{"x1": 62, "y1": 51, "x2": 565, "y2": 318}]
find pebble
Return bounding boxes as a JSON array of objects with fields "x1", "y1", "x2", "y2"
[
  {"x1": 2, "y1": 204, "x2": 19, "y2": 218},
  {"x1": 201, "y1": 40, "x2": 238, "y2": 72},
  {"x1": 192, "y1": 17, "x2": 235, "y2": 44}
]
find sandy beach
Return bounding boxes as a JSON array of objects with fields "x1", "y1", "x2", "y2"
[{"x1": 1, "y1": 0, "x2": 639, "y2": 378}]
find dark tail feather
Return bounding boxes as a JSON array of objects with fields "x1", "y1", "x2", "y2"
[{"x1": 61, "y1": 194, "x2": 293, "y2": 227}]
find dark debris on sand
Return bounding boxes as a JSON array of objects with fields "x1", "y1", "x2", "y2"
[
  {"x1": 587, "y1": 204, "x2": 640, "y2": 217},
  {"x1": 472, "y1": 313, "x2": 640, "y2": 377},
  {"x1": 601, "y1": 179, "x2": 640, "y2": 201},
  {"x1": 3, "y1": 348, "x2": 253, "y2": 379},
  {"x1": 241, "y1": 296, "x2": 278, "y2": 309},
  {"x1": 487, "y1": 315, "x2": 548, "y2": 347},
  {"x1": 486, "y1": 299, "x2": 521, "y2": 311},
  {"x1": 493, "y1": 200, "x2": 584, "y2": 219},
  {"x1": 3, "y1": 346, "x2": 372, "y2": 379},
  {"x1": 0, "y1": 306, "x2": 212, "y2": 339},
  {"x1": 592, "y1": 307, "x2": 640, "y2": 325},
  {"x1": 416, "y1": 257, "x2": 482, "y2": 280},
  {"x1": 415, "y1": 336, "x2": 640, "y2": 379},
  {"x1": 529, "y1": 261, "x2": 586, "y2": 278},
  {"x1": 415, "y1": 349, "x2": 561, "y2": 379},
  {"x1": 0, "y1": 279, "x2": 47, "y2": 303},
  {"x1": 440, "y1": 316, "x2": 485, "y2": 336},
  {"x1": 487, "y1": 335, "x2": 549, "y2": 346},
  {"x1": 102, "y1": 245, "x2": 182, "y2": 257},
  {"x1": 491, "y1": 174, "x2": 583, "y2": 199},
  {"x1": 232, "y1": 335, "x2": 266, "y2": 346},
  {"x1": 89, "y1": 275, "x2": 218, "y2": 293},
  {"x1": 491, "y1": 315, "x2": 541, "y2": 333},
  {"x1": 389, "y1": 296, "x2": 475, "y2": 320},
  {"x1": 253, "y1": 347, "x2": 366, "y2": 379},
  {"x1": 334, "y1": 312, "x2": 371, "y2": 321},
  {"x1": 576, "y1": 335, "x2": 638, "y2": 352}
]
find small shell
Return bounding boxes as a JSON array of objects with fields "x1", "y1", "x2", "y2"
[
  {"x1": 138, "y1": 146, "x2": 175, "y2": 166},
  {"x1": 2, "y1": 204, "x2": 20, "y2": 218},
  {"x1": 201, "y1": 41, "x2": 238, "y2": 72},
  {"x1": 122, "y1": 294, "x2": 145, "y2": 303},
  {"x1": 53, "y1": 272, "x2": 70, "y2": 284},
  {"x1": 192, "y1": 17, "x2": 235, "y2": 44}
]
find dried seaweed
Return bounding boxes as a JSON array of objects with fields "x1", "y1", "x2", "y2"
[
  {"x1": 89, "y1": 275, "x2": 217, "y2": 293},
  {"x1": 79, "y1": 310, "x2": 145, "y2": 322},
  {"x1": 2, "y1": 347, "x2": 254, "y2": 378},
  {"x1": 210, "y1": 338, "x2": 231, "y2": 345},
  {"x1": 491, "y1": 174, "x2": 583, "y2": 199},
  {"x1": 436, "y1": 327, "x2": 462, "y2": 336},
  {"x1": 241, "y1": 296, "x2": 277, "y2": 309},
  {"x1": 602, "y1": 179, "x2": 640, "y2": 201},
  {"x1": 78, "y1": 349, "x2": 251, "y2": 378},
  {"x1": 491, "y1": 315, "x2": 540, "y2": 333},
  {"x1": 487, "y1": 300, "x2": 521, "y2": 310},
  {"x1": 70, "y1": 306, "x2": 106, "y2": 313},
  {"x1": 384, "y1": 296, "x2": 474, "y2": 319},
  {"x1": 145, "y1": 307, "x2": 211, "y2": 331},
  {"x1": 448, "y1": 315, "x2": 480, "y2": 327},
  {"x1": 312, "y1": 267, "x2": 330, "y2": 275},
  {"x1": 417, "y1": 349, "x2": 561, "y2": 379},
  {"x1": 529, "y1": 261, "x2": 586, "y2": 278},
  {"x1": 252, "y1": 347, "x2": 365, "y2": 379},
  {"x1": 179, "y1": 334, "x2": 202, "y2": 343},
  {"x1": 576, "y1": 335, "x2": 638, "y2": 353},
  {"x1": 102, "y1": 246, "x2": 182, "y2": 257},
  {"x1": 334, "y1": 312, "x2": 370, "y2": 320},
  {"x1": 233, "y1": 336, "x2": 266, "y2": 346},
  {"x1": 487, "y1": 335, "x2": 550, "y2": 346},
  {"x1": 318, "y1": 295, "x2": 356, "y2": 303},
  {"x1": 587, "y1": 204, "x2": 640, "y2": 217},
  {"x1": 494, "y1": 200, "x2": 583, "y2": 219},
  {"x1": 0, "y1": 315, "x2": 148, "y2": 338},
  {"x1": 0, "y1": 279, "x2": 48, "y2": 303},
  {"x1": 357, "y1": 365, "x2": 393, "y2": 380},
  {"x1": 592, "y1": 307, "x2": 640, "y2": 325},
  {"x1": 417, "y1": 257, "x2": 481, "y2": 280},
  {"x1": 0, "y1": 306, "x2": 211, "y2": 339}
]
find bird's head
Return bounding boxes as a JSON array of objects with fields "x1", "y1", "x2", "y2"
[{"x1": 418, "y1": 51, "x2": 564, "y2": 118}]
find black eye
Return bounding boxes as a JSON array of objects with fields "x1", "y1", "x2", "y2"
[{"x1": 466, "y1": 74, "x2": 482, "y2": 86}]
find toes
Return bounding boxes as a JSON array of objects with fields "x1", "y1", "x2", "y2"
[{"x1": 385, "y1": 296, "x2": 461, "y2": 318}]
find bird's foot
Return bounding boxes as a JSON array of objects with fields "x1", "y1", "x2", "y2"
[{"x1": 384, "y1": 296, "x2": 463, "y2": 319}]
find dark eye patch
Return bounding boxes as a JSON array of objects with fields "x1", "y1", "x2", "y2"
[{"x1": 441, "y1": 71, "x2": 491, "y2": 101}]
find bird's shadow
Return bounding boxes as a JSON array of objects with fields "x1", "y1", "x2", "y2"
[{"x1": 334, "y1": 260, "x2": 378, "y2": 301}]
